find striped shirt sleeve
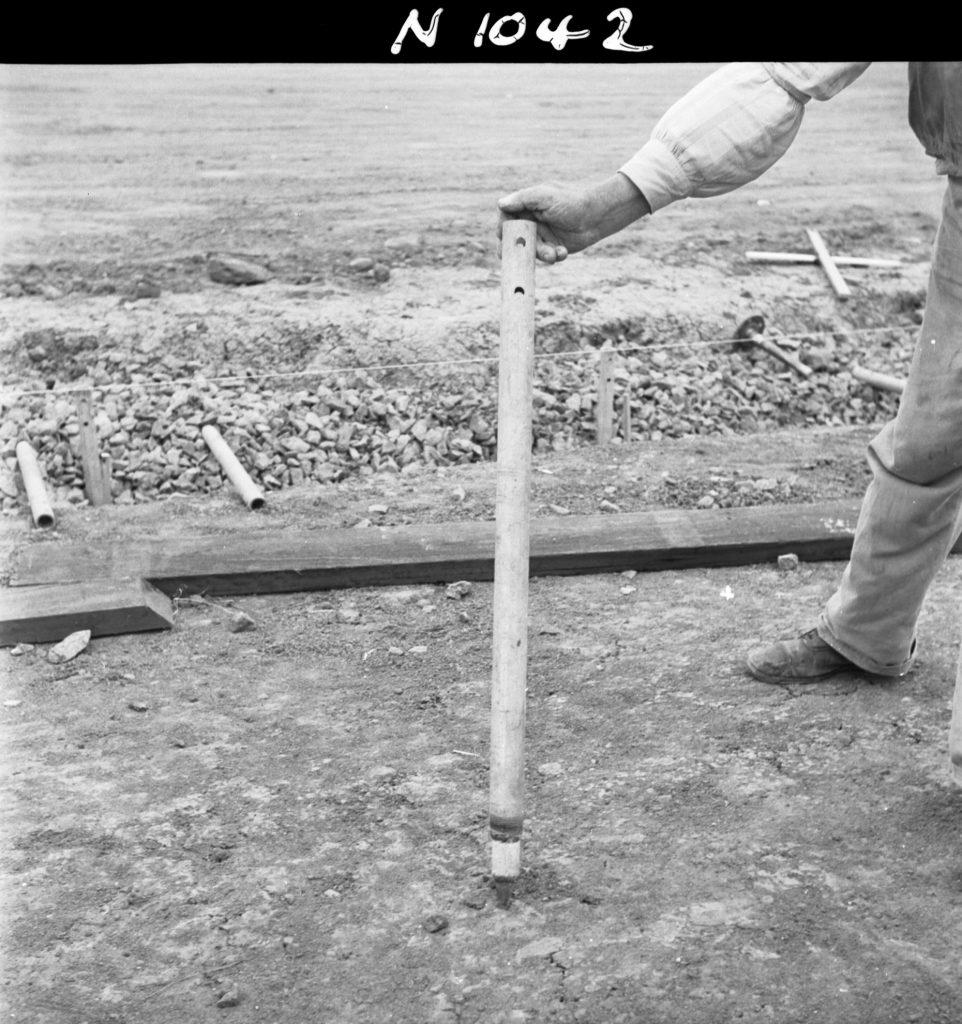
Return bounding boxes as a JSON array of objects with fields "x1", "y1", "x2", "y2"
[{"x1": 619, "y1": 62, "x2": 871, "y2": 213}]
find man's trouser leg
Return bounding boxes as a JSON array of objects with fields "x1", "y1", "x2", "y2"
[
  {"x1": 817, "y1": 175, "x2": 962, "y2": 678},
  {"x1": 951, "y1": 645, "x2": 962, "y2": 782}
]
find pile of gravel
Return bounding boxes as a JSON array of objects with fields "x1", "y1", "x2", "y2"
[{"x1": 0, "y1": 337, "x2": 905, "y2": 513}]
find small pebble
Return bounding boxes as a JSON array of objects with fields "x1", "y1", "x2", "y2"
[
  {"x1": 227, "y1": 612, "x2": 256, "y2": 633},
  {"x1": 777, "y1": 553, "x2": 800, "y2": 572},
  {"x1": 207, "y1": 255, "x2": 270, "y2": 286},
  {"x1": 422, "y1": 914, "x2": 449, "y2": 933},
  {"x1": 216, "y1": 985, "x2": 242, "y2": 1008}
]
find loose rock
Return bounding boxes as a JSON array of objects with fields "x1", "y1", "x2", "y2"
[
  {"x1": 216, "y1": 985, "x2": 242, "y2": 1008},
  {"x1": 207, "y1": 255, "x2": 271, "y2": 286},
  {"x1": 47, "y1": 630, "x2": 91, "y2": 664},
  {"x1": 227, "y1": 611, "x2": 256, "y2": 633},
  {"x1": 131, "y1": 278, "x2": 162, "y2": 299},
  {"x1": 384, "y1": 234, "x2": 423, "y2": 254}
]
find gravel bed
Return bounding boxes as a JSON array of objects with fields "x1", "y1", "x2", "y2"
[{"x1": 0, "y1": 326, "x2": 910, "y2": 516}]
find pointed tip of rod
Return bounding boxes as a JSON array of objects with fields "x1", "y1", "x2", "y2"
[{"x1": 494, "y1": 879, "x2": 514, "y2": 909}]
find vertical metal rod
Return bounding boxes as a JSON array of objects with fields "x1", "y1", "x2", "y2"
[{"x1": 490, "y1": 219, "x2": 536, "y2": 908}]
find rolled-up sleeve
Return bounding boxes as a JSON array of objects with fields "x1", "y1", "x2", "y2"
[{"x1": 619, "y1": 61, "x2": 871, "y2": 213}]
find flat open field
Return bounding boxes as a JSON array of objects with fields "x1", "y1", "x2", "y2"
[{"x1": 1, "y1": 63, "x2": 961, "y2": 1024}]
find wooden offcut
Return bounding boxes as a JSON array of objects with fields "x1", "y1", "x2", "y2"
[
  {"x1": 745, "y1": 251, "x2": 902, "y2": 268},
  {"x1": 0, "y1": 578, "x2": 174, "y2": 645},
  {"x1": 9, "y1": 500, "x2": 940, "y2": 599},
  {"x1": 851, "y1": 364, "x2": 906, "y2": 394},
  {"x1": 806, "y1": 228, "x2": 852, "y2": 300}
]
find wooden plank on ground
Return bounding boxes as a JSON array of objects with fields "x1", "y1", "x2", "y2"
[
  {"x1": 8, "y1": 501, "x2": 928, "y2": 599},
  {"x1": 0, "y1": 578, "x2": 174, "y2": 645}
]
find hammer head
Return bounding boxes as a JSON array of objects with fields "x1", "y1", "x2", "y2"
[{"x1": 734, "y1": 314, "x2": 766, "y2": 341}]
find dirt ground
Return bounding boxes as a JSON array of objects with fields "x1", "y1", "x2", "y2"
[{"x1": 2, "y1": 63, "x2": 961, "y2": 1023}]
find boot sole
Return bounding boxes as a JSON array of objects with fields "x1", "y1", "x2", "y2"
[{"x1": 745, "y1": 657, "x2": 862, "y2": 685}]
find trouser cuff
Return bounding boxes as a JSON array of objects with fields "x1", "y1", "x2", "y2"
[{"x1": 816, "y1": 613, "x2": 917, "y2": 678}]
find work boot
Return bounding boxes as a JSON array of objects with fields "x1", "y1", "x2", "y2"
[{"x1": 746, "y1": 628, "x2": 862, "y2": 684}]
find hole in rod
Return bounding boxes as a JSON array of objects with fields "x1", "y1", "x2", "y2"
[
  {"x1": 514, "y1": 287, "x2": 525, "y2": 295},
  {"x1": 515, "y1": 236, "x2": 527, "y2": 246}
]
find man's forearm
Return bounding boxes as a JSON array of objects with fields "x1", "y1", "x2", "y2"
[
  {"x1": 620, "y1": 62, "x2": 870, "y2": 214},
  {"x1": 581, "y1": 173, "x2": 652, "y2": 245}
]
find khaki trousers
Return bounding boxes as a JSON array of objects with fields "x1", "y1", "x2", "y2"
[{"x1": 814, "y1": 176, "x2": 962, "y2": 772}]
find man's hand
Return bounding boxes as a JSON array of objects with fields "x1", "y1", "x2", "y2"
[
  {"x1": 497, "y1": 183, "x2": 596, "y2": 264},
  {"x1": 496, "y1": 173, "x2": 652, "y2": 264}
]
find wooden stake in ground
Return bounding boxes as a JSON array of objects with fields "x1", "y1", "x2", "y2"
[
  {"x1": 621, "y1": 379, "x2": 632, "y2": 443},
  {"x1": 490, "y1": 219, "x2": 536, "y2": 908},
  {"x1": 596, "y1": 341, "x2": 615, "y2": 445},
  {"x1": 75, "y1": 390, "x2": 113, "y2": 507}
]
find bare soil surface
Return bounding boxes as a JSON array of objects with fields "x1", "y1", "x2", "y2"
[{"x1": 2, "y1": 63, "x2": 961, "y2": 1023}]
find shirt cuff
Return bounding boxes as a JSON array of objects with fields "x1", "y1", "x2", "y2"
[{"x1": 619, "y1": 138, "x2": 693, "y2": 214}]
